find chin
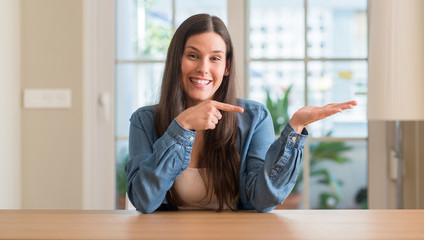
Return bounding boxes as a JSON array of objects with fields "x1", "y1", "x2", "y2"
[{"x1": 187, "y1": 95, "x2": 212, "y2": 106}]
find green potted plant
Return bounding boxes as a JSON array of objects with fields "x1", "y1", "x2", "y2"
[
  {"x1": 307, "y1": 138, "x2": 351, "y2": 209},
  {"x1": 265, "y1": 86, "x2": 351, "y2": 209},
  {"x1": 266, "y1": 85, "x2": 292, "y2": 136},
  {"x1": 116, "y1": 151, "x2": 128, "y2": 209}
]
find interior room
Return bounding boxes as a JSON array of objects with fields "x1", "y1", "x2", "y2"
[{"x1": 1, "y1": 0, "x2": 423, "y2": 212}]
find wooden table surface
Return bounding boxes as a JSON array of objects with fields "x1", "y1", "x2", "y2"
[{"x1": 1, "y1": 209, "x2": 423, "y2": 240}]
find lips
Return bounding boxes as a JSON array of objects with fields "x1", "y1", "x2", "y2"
[{"x1": 190, "y1": 77, "x2": 212, "y2": 86}]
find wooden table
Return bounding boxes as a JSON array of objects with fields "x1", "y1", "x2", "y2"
[{"x1": 1, "y1": 209, "x2": 423, "y2": 240}]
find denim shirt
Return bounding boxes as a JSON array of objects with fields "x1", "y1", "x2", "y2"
[{"x1": 126, "y1": 98, "x2": 308, "y2": 213}]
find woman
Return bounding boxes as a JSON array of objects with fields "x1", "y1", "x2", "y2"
[{"x1": 126, "y1": 14, "x2": 356, "y2": 214}]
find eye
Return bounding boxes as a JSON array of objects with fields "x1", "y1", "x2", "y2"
[
  {"x1": 211, "y1": 56, "x2": 221, "y2": 61},
  {"x1": 188, "y1": 53, "x2": 198, "y2": 59}
]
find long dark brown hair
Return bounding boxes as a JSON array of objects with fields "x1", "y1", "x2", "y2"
[{"x1": 154, "y1": 14, "x2": 239, "y2": 211}]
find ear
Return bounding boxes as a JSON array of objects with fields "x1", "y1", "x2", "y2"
[{"x1": 224, "y1": 59, "x2": 231, "y2": 76}]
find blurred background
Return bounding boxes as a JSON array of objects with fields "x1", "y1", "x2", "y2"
[{"x1": 1, "y1": 0, "x2": 422, "y2": 210}]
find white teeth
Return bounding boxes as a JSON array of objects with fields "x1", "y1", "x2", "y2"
[{"x1": 190, "y1": 78, "x2": 211, "y2": 85}]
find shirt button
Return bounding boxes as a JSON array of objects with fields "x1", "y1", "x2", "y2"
[
  {"x1": 291, "y1": 136, "x2": 297, "y2": 141},
  {"x1": 189, "y1": 136, "x2": 194, "y2": 141}
]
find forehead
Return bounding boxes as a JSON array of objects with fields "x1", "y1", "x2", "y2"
[{"x1": 184, "y1": 32, "x2": 226, "y2": 53}]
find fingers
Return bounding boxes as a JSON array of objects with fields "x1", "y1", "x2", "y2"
[
  {"x1": 202, "y1": 101, "x2": 242, "y2": 130},
  {"x1": 347, "y1": 100, "x2": 358, "y2": 106},
  {"x1": 209, "y1": 112, "x2": 220, "y2": 125},
  {"x1": 314, "y1": 100, "x2": 356, "y2": 121},
  {"x1": 325, "y1": 100, "x2": 357, "y2": 111},
  {"x1": 288, "y1": 100, "x2": 357, "y2": 132},
  {"x1": 335, "y1": 100, "x2": 357, "y2": 111},
  {"x1": 213, "y1": 101, "x2": 244, "y2": 113},
  {"x1": 213, "y1": 107, "x2": 222, "y2": 120},
  {"x1": 176, "y1": 100, "x2": 243, "y2": 131}
]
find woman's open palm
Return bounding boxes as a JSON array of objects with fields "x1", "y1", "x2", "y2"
[{"x1": 289, "y1": 100, "x2": 357, "y2": 133}]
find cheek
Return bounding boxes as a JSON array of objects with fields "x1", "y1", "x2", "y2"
[
  {"x1": 181, "y1": 61, "x2": 188, "y2": 76},
  {"x1": 213, "y1": 65, "x2": 227, "y2": 80},
  {"x1": 212, "y1": 68, "x2": 225, "y2": 88},
  {"x1": 180, "y1": 60, "x2": 188, "y2": 89},
  {"x1": 181, "y1": 59, "x2": 194, "y2": 76}
]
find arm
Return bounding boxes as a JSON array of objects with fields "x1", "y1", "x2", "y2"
[
  {"x1": 127, "y1": 101, "x2": 242, "y2": 213},
  {"x1": 244, "y1": 106, "x2": 308, "y2": 212},
  {"x1": 126, "y1": 110, "x2": 195, "y2": 213},
  {"x1": 245, "y1": 100, "x2": 356, "y2": 212}
]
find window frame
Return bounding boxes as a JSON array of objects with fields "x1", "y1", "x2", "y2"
[
  {"x1": 114, "y1": 0, "x2": 369, "y2": 209},
  {"x1": 243, "y1": 0, "x2": 368, "y2": 208}
]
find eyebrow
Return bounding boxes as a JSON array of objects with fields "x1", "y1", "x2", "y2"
[{"x1": 186, "y1": 46, "x2": 225, "y2": 54}]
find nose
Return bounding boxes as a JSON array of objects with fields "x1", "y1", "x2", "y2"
[{"x1": 196, "y1": 58, "x2": 209, "y2": 75}]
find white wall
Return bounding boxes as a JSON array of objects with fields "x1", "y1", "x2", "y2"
[
  {"x1": 21, "y1": 0, "x2": 83, "y2": 209},
  {"x1": 0, "y1": 0, "x2": 21, "y2": 209},
  {"x1": 0, "y1": 0, "x2": 114, "y2": 210}
]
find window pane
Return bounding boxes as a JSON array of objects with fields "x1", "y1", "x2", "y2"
[
  {"x1": 116, "y1": 0, "x2": 138, "y2": 60},
  {"x1": 115, "y1": 63, "x2": 164, "y2": 137},
  {"x1": 308, "y1": 141, "x2": 368, "y2": 209},
  {"x1": 115, "y1": 63, "x2": 163, "y2": 209},
  {"x1": 250, "y1": 0, "x2": 304, "y2": 59},
  {"x1": 116, "y1": 0, "x2": 172, "y2": 60},
  {"x1": 176, "y1": 0, "x2": 227, "y2": 26},
  {"x1": 249, "y1": 61, "x2": 305, "y2": 132},
  {"x1": 307, "y1": 61, "x2": 367, "y2": 138},
  {"x1": 307, "y1": 0, "x2": 367, "y2": 58}
]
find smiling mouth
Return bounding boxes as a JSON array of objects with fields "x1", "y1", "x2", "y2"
[{"x1": 190, "y1": 77, "x2": 212, "y2": 86}]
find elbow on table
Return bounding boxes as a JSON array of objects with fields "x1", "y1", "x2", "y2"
[
  {"x1": 249, "y1": 200, "x2": 278, "y2": 213},
  {"x1": 131, "y1": 199, "x2": 158, "y2": 214},
  {"x1": 127, "y1": 192, "x2": 159, "y2": 214},
  {"x1": 255, "y1": 205, "x2": 277, "y2": 213},
  {"x1": 137, "y1": 206, "x2": 156, "y2": 214}
]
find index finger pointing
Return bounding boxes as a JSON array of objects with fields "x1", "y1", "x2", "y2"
[{"x1": 213, "y1": 101, "x2": 244, "y2": 113}]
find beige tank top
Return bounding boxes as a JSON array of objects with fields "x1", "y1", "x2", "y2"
[{"x1": 174, "y1": 168, "x2": 229, "y2": 210}]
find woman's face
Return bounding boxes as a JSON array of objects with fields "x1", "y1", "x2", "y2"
[{"x1": 181, "y1": 32, "x2": 229, "y2": 107}]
